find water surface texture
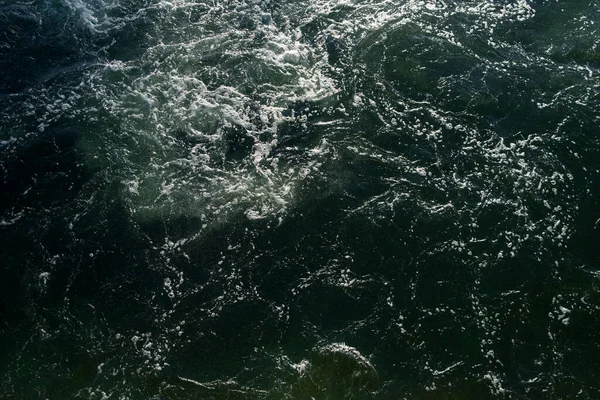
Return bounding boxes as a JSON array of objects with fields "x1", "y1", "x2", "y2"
[{"x1": 1, "y1": 0, "x2": 600, "y2": 398}]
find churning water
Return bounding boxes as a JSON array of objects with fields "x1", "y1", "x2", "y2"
[{"x1": 1, "y1": 0, "x2": 599, "y2": 398}]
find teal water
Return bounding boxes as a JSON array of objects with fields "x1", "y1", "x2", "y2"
[{"x1": 1, "y1": 0, "x2": 599, "y2": 398}]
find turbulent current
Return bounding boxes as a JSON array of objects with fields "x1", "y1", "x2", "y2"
[{"x1": 1, "y1": 0, "x2": 599, "y2": 398}]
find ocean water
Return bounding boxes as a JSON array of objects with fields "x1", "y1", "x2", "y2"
[{"x1": 0, "y1": 0, "x2": 599, "y2": 398}]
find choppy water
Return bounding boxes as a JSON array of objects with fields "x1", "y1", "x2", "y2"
[{"x1": 1, "y1": 0, "x2": 599, "y2": 398}]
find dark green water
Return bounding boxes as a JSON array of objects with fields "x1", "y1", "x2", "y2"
[{"x1": 1, "y1": 0, "x2": 599, "y2": 398}]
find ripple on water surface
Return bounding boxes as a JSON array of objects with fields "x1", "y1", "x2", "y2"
[{"x1": 1, "y1": 0, "x2": 600, "y2": 399}]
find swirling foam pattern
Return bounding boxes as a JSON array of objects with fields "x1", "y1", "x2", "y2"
[{"x1": 1, "y1": 0, "x2": 599, "y2": 398}]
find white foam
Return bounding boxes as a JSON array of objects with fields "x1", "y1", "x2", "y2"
[{"x1": 62, "y1": 0, "x2": 102, "y2": 32}]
